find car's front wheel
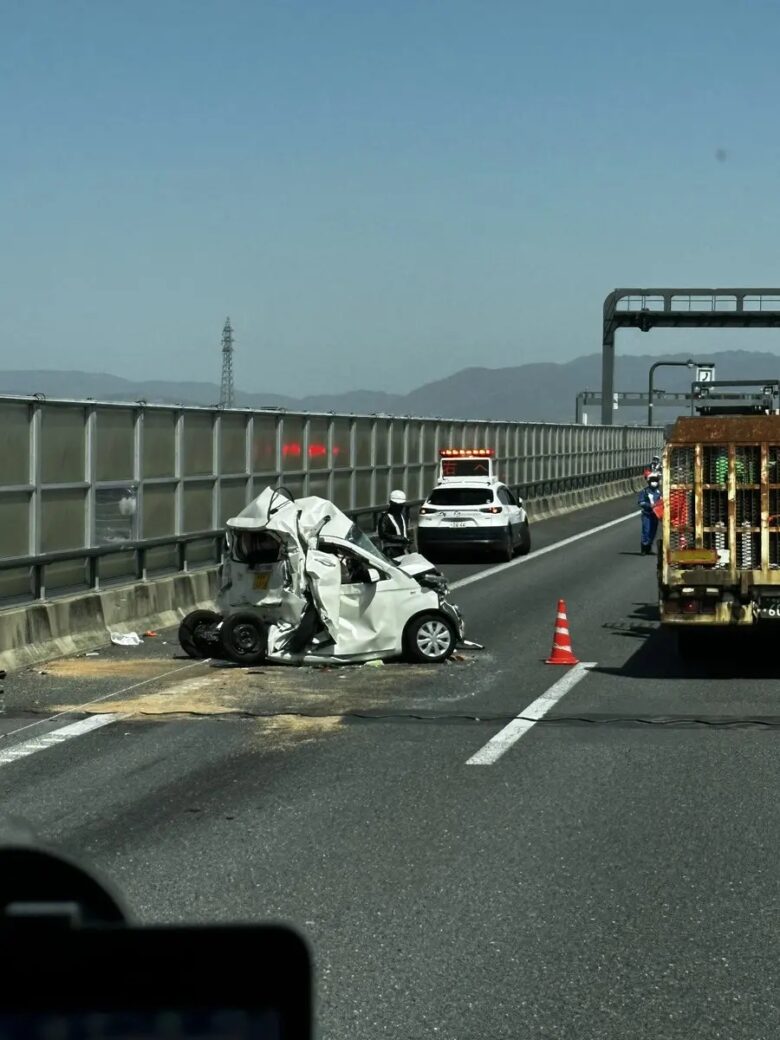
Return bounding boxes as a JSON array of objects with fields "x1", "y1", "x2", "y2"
[{"x1": 403, "y1": 612, "x2": 457, "y2": 663}]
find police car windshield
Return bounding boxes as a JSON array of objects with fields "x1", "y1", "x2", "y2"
[{"x1": 428, "y1": 488, "x2": 494, "y2": 506}]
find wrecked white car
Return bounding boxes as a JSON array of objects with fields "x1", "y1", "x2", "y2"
[{"x1": 178, "y1": 487, "x2": 465, "y2": 666}]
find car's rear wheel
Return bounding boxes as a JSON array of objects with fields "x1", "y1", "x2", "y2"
[
  {"x1": 517, "y1": 520, "x2": 531, "y2": 556},
  {"x1": 403, "y1": 613, "x2": 457, "y2": 663},
  {"x1": 178, "y1": 609, "x2": 222, "y2": 659},
  {"x1": 219, "y1": 612, "x2": 268, "y2": 666}
]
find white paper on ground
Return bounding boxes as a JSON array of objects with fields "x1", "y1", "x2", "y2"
[{"x1": 110, "y1": 632, "x2": 142, "y2": 647}]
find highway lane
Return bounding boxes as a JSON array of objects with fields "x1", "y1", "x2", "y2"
[{"x1": 2, "y1": 495, "x2": 778, "y2": 1039}]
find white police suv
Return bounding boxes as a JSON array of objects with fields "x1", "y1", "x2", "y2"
[{"x1": 416, "y1": 449, "x2": 531, "y2": 561}]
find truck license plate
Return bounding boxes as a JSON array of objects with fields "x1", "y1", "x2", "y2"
[
  {"x1": 757, "y1": 597, "x2": 780, "y2": 618},
  {"x1": 253, "y1": 573, "x2": 271, "y2": 590}
]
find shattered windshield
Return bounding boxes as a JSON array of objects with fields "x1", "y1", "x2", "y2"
[{"x1": 343, "y1": 523, "x2": 397, "y2": 567}]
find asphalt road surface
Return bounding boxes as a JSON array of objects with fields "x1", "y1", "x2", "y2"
[{"x1": 2, "y1": 496, "x2": 778, "y2": 1039}]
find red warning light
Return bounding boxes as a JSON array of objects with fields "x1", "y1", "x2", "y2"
[
  {"x1": 308, "y1": 442, "x2": 327, "y2": 458},
  {"x1": 282, "y1": 442, "x2": 302, "y2": 458}
]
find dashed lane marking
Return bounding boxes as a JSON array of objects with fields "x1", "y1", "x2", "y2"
[{"x1": 466, "y1": 662, "x2": 596, "y2": 765}]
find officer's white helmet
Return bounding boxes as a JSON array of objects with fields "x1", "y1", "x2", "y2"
[{"x1": 389, "y1": 490, "x2": 406, "y2": 505}]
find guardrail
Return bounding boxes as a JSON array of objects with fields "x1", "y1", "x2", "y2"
[{"x1": 0, "y1": 394, "x2": 661, "y2": 605}]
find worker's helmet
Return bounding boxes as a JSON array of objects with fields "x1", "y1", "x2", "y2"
[
  {"x1": 652, "y1": 455, "x2": 660, "y2": 464},
  {"x1": 389, "y1": 489, "x2": 406, "y2": 505},
  {"x1": 647, "y1": 473, "x2": 660, "y2": 485}
]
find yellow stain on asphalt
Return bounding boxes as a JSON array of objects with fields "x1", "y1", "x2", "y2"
[{"x1": 41, "y1": 657, "x2": 183, "y2": 680}]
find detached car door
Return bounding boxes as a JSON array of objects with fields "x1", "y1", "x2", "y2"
[{"x1": 321, "y1": 539, "x2": 412, "y2": 655}]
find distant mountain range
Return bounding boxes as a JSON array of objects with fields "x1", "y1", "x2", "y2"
[{"x1": 1, "y1": 350, "x2": 778, "y2": 423}]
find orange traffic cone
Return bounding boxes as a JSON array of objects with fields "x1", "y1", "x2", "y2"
[{"x1": 545, "y1": 599, "x2": 579, "y2": 665}]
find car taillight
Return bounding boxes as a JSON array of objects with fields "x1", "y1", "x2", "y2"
[
  {"x1": 480, "y1": 506, "x2": 502, "y2": 514},
  {"x1": 681, "y1": 598, "x2": 699, "y2": 614}
]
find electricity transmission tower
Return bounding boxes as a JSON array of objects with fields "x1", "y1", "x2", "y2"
[{"x1": 219, "y1": 317, "x2": 235, "y2": 408}]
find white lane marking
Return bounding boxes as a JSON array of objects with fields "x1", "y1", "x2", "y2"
[
  {"x1": 0, "y1": 713, "x2": 124, "y2": 767},
  {"x1": 450, "y1": 512, "x2": 637, "y2": 591},
  {"x1": 3, "y1": 659, "x2": 210, "y2": 742},
  {"x1": 466, "y1": 662, "x2": 596, "y2": 765}
]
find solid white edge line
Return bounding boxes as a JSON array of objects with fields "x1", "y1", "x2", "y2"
[
  {"x1": 0, "y1": 713, "x2": 124, "y2": 767},
  {"x1": 450, "y1": 511, "x2": 638, "y2": 591},
  {"x1": 466, "y1": 662, "x2": 596, "y2": 765}
]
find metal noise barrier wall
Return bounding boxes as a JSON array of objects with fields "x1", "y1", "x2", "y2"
[{"x1": 0, "y1": 396, "x2": 662, "y2": 605}]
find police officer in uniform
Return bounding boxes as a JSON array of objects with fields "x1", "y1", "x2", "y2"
[
  {"x1": 638, "y1": 474, "x2": 662, "y2": 555},
  {"x1": 378, "y1": 490, "x2": 411, "y2": 558}
]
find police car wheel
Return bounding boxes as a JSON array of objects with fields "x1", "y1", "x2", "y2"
[
  {"x1": 497, "y1": 527, "x2": 514, "y2": 562},
  {"x1": 517, "y1": 520, "x2": 531, "y2": 556},
  {"x1": 219, "y1": 612, "x2": 268, "y2": 666},
  {"x1": 178, "y1": 609, "x2": 222, "y2": 659},
  {"x1": 403, "y1": 613, "x2": 456, "y2": 663}
]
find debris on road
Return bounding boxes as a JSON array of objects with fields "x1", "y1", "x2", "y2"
[
  {"x1": 363, "y1": 659, "x2": 385, "y2": 669},
  {"x1": 144, "y1": 630, "x2": 158, "y2": 638},
  {"x1": 110, "y1": 632, "x2": 143, "y2": 647},
  {"x1": 85, "y1": 651, "x2": 100, "y2": 657}
]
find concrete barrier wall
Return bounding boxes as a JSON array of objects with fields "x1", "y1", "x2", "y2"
[{"x1": 0, "y1": 475, "x2": 645, "y2": 685}]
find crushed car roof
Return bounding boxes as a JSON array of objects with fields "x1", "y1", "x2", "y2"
[{"x1": 227, "y1": 487, "x2": 354, "y2": 544}]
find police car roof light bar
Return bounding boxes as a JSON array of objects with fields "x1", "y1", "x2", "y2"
[{"x1": 439, "y1": 448, "x2": 495, "y2": 457}]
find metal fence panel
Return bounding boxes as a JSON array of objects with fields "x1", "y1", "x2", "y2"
[
  {"x1": 143, "y1": 410, "x2": 177, "y2": 477},
  {"x1": 391, "y1": 421, "x2": 406, "y2": 466},
  {"x1": 0, "y1": 394, "x2": 662, "y2": 602},
  {"x1": 252, "y1": 415, "x2": 278, "y2": 474},
  {"x1": 182, "y1": 413, "x2": 214, "y2": 477},
  {"x1": 142, "y1": 484, "x2": 176, "y2": 538},
  {"x1": 0, "y1": 402, "x2": 32, "y2": 486},
  {"x1": 41, "y1": 488, "x2": 87, "y2": 552},
  {"x1": 220, "y1": 414, "x2": 247, "y2": 475},
  {"x1": 334, "y1": 418, "x2": 353, "y2": 467},
  {"x1": 0, "y1": 493, "x2": 30, "y2": 557},
  {"x1": 375, "y1": 421, "x2": 390, "y2": 467},
  {"x1": 41, "y1": 405, "x2": 86, "y2": 484},
  {"x1": 96, "y1": 408, "x2": 135, "y2": 482}
]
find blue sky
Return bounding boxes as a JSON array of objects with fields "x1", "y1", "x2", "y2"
[{"x1": 2, "y1": 0, "x2": 779, "y2": 395}]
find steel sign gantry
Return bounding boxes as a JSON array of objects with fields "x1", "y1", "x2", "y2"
[{"x1": 601, "y1": 288, "x2": 780, "y2": 425}]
